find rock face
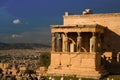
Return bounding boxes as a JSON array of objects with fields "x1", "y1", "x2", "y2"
[{"x1": 47, "y1": 11, "x2": 120, "y2": 79}]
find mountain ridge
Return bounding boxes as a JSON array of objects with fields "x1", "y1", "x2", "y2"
[{"x1": 0, "y1": 42, "x2": 51, "y2": 50}]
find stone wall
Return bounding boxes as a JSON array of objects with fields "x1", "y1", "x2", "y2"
[
  {"x1": 64, "y1": 13, "x2": 120, "y2": 34},
  {"x1": 48, "y1": 52, "x2": 107, "y2": 79}
]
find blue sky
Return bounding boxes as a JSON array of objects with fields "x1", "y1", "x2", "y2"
[{"x1": 0, "y1": 0, "x2": 120, "y2": 44}]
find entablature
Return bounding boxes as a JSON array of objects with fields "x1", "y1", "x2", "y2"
[{"x1": 51, "y1": 24, "x2": 105, "y2": 33}]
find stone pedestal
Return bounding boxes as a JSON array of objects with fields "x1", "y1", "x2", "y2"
[{"x1": 47, "y1": 52, "x2": 108, "y2": 79}]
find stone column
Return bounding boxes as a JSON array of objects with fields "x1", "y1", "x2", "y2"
[
  {"x1": 64, "y1": 33, "x2": 68, "y2": 52},
  {"x1": 77, "y1": 32, "x2": 82, "y2": 52},
  {"x1": 90, "y1": 32, "x2": 96, "y2": 52},
  {"x1": 70, "y1": 43, "x2": 74, "y2": 52},
  {"x1": 57, "y1": 33, "x2": 62, "y2": 52},
  {"x1": 52, "y1": 33, "x2": 56, "y2": 52}
]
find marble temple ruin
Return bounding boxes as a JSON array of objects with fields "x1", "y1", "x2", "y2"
[{"x1": 47, "y1": 9, "x2": 120, "y2": 79}]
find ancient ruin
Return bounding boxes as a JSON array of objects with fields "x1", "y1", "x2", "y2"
[{"x1": 47, "y1": 9, "x2": 120, "y2": 79}]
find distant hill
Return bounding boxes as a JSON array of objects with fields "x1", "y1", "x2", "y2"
[{"x1": 0, "y1": 42, "x2": 51, "y2": 50}]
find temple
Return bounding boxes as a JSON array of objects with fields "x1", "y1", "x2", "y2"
[{"x1": 47, "y1": 9, "x2": 120, "y2": 79}]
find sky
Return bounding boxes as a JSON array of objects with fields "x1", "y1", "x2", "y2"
[{"x1": 0, "y1": 0, "x2": 120, "y2": 44}]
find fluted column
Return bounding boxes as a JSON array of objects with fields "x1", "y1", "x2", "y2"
[
  {"x1": 77, "y1": 32, "x2": 82, "y2": 52},
  {"x1": 57, "y1": 33, "x2": 62, "y2": 52},
  {"x1": 90, "y1": 32, "x2": 96, "y2": 52},
  {"x1": 52, "y1": 33, "x2": 56, "y2": 52}
]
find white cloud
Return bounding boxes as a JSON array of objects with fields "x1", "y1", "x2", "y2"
[
  {"x1": 12, "y1": 19, "x2": 21, "y2": 24},
  {"x1": 11, "y1": 34, "x2": 22, "y2": 38}
]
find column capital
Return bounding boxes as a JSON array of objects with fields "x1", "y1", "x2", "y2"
[
  {"x1": 77, "y1": 32, "x2": 81, "y2": 36},
  {"x1": 92, "y1": 32, "x2": 96, "y2": 36},
  {"x1": 52, "y1": 33, "x2": 55, "y2": 37},
  {"x1": 52, "y1": 32, "x2": 55, "y2": 34},
  {"x1": 58, "y1": 33, "x2": 61, "y2": 37},
  {"x1": 64, "y1": 32, "x2": 68, "y2": 37}
]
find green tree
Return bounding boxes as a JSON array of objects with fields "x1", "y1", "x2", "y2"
[{"x1": 38, "y1": 52, "x2": 50, "y2": 67}]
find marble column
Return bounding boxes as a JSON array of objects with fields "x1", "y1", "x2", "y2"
[
  {"x1": 57, "y1": 33, "x2": 62, "y2": 52},
  {"x1": 52, "y1": 33, "x2": 56, "y2": 52},
  {"x1": 70, "y1": 43, "x2": 74, "y2": 52},
  {"x1": 77, "y1": 32, "x2": 82, "y2": 52},
  {"x1": 90, "y1": 32, "x2": 96, "y2": 52},
  {"x1": 64, "y1": 33, "x2": 68, "y2": 52}
]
